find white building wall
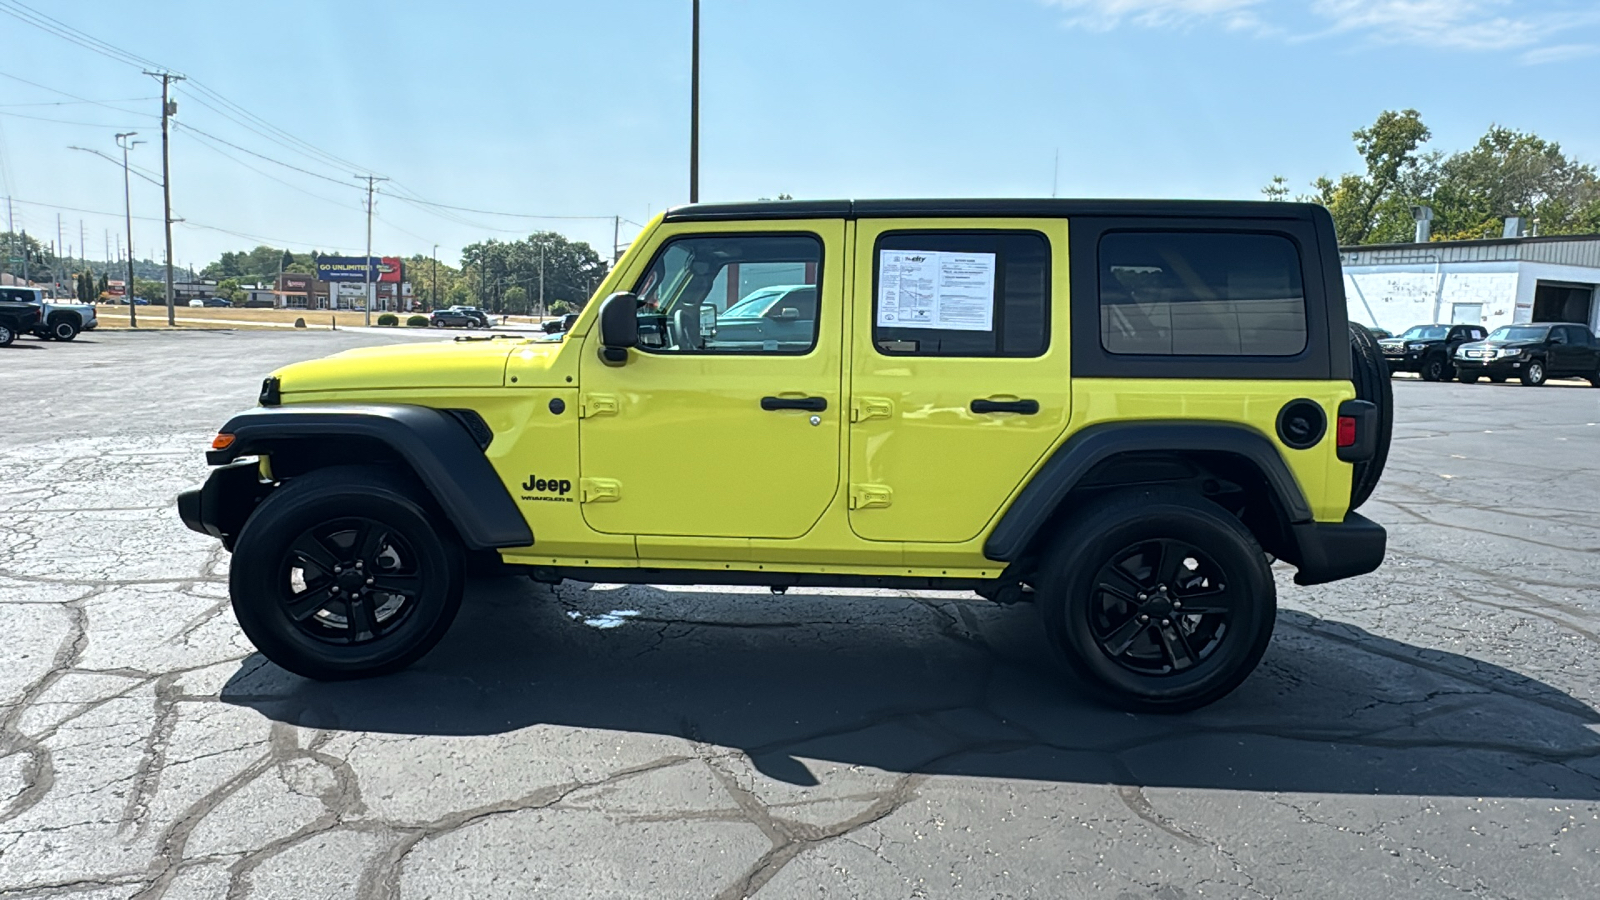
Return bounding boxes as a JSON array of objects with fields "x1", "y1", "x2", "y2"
[
  {"x1": 1511, "y1": 261, "x2": 1600, "y2": 331},
  {"x1": 1343, "y1": 262, "x2": 1519, "y2": 334}
]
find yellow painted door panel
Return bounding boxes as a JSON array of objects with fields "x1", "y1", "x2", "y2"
[
  {"x1": 847, "y1": 219, "x2": 1073, "y2": 543},
  {"x1": 576, "y1": 219, "x2": 846, "y2": 541}
]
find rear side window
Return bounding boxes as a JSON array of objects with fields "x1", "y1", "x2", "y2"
[
  {"x1": 1099, "y1": 232, "x2": 1307, "y2": 356},
  {"x1": 872, "y1": 231, "x2": 1049, "y2": 357}
]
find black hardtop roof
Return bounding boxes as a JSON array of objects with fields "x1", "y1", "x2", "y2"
[{"x1": 664, "y1": 198, "x2": 1323, "y2": 223}]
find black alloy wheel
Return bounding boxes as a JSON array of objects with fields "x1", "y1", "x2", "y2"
[
  {"x1": 279, "y1": 517, "x2": 422, "y2": 646},
  {"x1": 1521, "y1": 360, "x2": 1547, "y2": 386},
  {"x1": 1421, "y1": 356, "x2": 1447, "y2": 382},
  {"x1": 229, "y1": 466, "x2": 463, "y2": 680},
  {"x1": 1037, "y1": 488, "x2": 1276, "y2": 713},
  {"x1": 1087, "y1": 539, "x2": 1234, "y2": 676}
]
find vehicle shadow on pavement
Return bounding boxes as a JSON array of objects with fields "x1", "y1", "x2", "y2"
[{"x1": 223, "y1": 576, "x2": 1600, "y2": 799}]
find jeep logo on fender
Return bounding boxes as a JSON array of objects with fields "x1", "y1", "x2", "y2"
[{"x1": 520, "y1": 475, "x2": 573, "y2": 503}]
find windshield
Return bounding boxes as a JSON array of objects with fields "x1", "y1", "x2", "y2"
[
  {"x1": 1399, "y1": 326, "x2": 1448, "y2": 340},
  {"x1": 1487, "y1": 325, "x2": 1549, "y2": 342},
  {"x1": 722, "y1": 288, "x2": 787, "y2": 318}
]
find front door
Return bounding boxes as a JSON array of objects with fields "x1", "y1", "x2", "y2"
[
  {"x1": 846, "y1": 219, "x2": 1072, "y2": 544},
  {"x1": 577, "y1": 222, "x2": 845, "y2": 540}
]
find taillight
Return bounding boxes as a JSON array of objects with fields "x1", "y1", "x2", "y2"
[{"x1": 1336, "y1": 416, "x2": 1357, "y2": 448}]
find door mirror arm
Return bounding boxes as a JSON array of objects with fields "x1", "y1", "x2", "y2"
[{"x1": 596, "y1": 292, "x2": 639, "y2": 366}]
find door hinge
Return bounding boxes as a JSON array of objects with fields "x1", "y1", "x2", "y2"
[
  {"x1": 848, "y1": 483, "x2": 893, "y2": 510},
  {"x1": 850, "y1": 396, "x2": 893, "y2": 423},
  {"x1": 579, "y1": 477, "x2": 622, "y2": 503},
  {"x1": 580, "y1": 393, "x2": 619, "y2": 418}
]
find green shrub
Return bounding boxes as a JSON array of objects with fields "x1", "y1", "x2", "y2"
[
  {"x1": 377, "y1": 313, "x2": 399, "y2": 327},
  {"x1": 406, "y1": 314, "x2": 430, "y2": 327}
]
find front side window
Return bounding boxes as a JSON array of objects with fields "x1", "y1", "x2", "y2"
[
  {"x1": 871, "y1": 231, "x2": 1049, "y2": 357},
  {"x1": 1099, "y1": 232, "x2": 1307, "y2": 356},
  {"x1": 631, "y1": 234, "x2": 821, "y2": 354}
]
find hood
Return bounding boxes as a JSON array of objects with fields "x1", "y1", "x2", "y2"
[
  {"x1": 1458, "y1": 340, "x2": 1540, "y2": 352},
  {"x1": 274, "y1": 338, "x2": 524, "y2": 394}
]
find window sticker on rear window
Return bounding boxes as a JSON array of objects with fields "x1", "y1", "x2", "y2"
[{"x1": 876, "y1": 250, "x2": 996, "y2": 332}]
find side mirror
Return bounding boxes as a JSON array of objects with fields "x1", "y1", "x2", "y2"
[
  {"x1": 778, "y1": 306, "x2": 800, "y2": 320},
  {"x1": 698, "y1": 303, "x2": 718, "y2": 337},
  {"x1": 596, "y1": 292, "x2": 639, "y2": 366}
]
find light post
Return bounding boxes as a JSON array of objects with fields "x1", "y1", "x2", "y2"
[
  {"x1": 115, "y1": 132, "x2": 144, "y2": 327},
  {"x1": 431, "y1": 243, "x2": 438, "y2": 311},
  {"x1": 690, "y1": 0, "x2": 699, "y2": 203}
]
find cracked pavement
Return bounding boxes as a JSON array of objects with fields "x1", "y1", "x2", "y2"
[{"x1": 2, "y1": 330, "x2": 1599, "y2": 898}]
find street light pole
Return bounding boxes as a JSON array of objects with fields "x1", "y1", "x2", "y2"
[
  {"x1": 145, "y1": 70, "x2": 185, "y2": 325},
  {"x1": 116, "y1": 132, "x2": 142, "y2": 328},
  {"x1": 356, "y1": 174, "x2": 388, "y2": 327},
  {"x1": 431, "y1": 243, "x2": 438, "y2": 310},
  {"x1": 690, "y1": 0, "x2": 700, "y2": 203}
]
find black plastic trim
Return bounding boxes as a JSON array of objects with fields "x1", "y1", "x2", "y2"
[
  {"x1": 517, "y1": 565, "x2": 989, "y2": 593},
  {"x1": 177, "y1": 458, "x2": 273, "y2": 549},
  {"x1": 664, "y1": 199, "x2": 1320, "y2": 223},
  {"x1": 446, "y1": 408, "x2": 494, "y2": 450},
  {"x1": 983, "y1": 421, "x2": 1313, "y2": 562},
  {"x1": 258, "y1": 376, "x2": 281, "y2": 407},
  {"x1": 1275, "y1": 399, "x2": 1327, "y2": 450},
  {"x1": 204, "y1": 404, "x2": 533, "y2": 549},
  {"x1": 1289, "y1": 512, "x2": 1386, "y2": 586}
]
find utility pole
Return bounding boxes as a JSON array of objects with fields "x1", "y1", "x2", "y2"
[
  {"x1": 690, "y1": 0, "x2": 700, "y2": 203},
  {"x1": 116, "y1": 132, "x2": 143, "y2": 327},
  {"x1": 20, "y1": 228, "x2": 27, "y2": 283},
  {"x1": 145, "y1": 71, "x2": 185, "y2": 325},
  {"x1": 355, "y1": 174, "x2": 388, "y2": 327},
  {"x1": 538, "y1": 240, "x2": 545, "y2": 318},
  {"x1": 56, "y1": 213, "x2": 63, "y2": 291},
  {"x1": 431, "y1": 244, "x2": 438, "y2": 310},
  {"x1": 613, "y1": 215, "x2": 621, "y2": 264},
  {"x1": 4, "y1": 196, "x2": 12, "y2": 281}
]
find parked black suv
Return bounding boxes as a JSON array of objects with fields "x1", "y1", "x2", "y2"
[
  {"x1": 1378, "y1": 324, "x2": 1487, "y2": 381},
  {"x1": 0, "y1": 300, "x2": 43, "y2": 346},
  {"x1": 1453, "y1": 322, "x2": 1600, "y2": 386}
]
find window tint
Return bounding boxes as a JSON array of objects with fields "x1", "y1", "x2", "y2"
[
  {"x1": 630, "y1": 234, "x2": 822, "y2": 355},
  {"x1": 1099, "y1": 232, "x2": 1307, "y2": 356},
  {"x1": 872, "y1": 231, "x2": 1049, "y2": 357}
]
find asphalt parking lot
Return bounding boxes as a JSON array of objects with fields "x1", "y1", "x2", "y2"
[{"x1": 2, "y1": 330, "x2": 1598, "y2": 899}]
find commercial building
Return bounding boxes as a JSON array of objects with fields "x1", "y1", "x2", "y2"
[{"x1": 1342, "y1": 231, "x2": 1600, "y2": 334}]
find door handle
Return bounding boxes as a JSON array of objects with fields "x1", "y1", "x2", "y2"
[
  {"x1": 761, "y1": 396, "x2": 827, "y2": 412},
  {"x1": 970, "y1": 398, "x2": 1039, "y2": 415}
]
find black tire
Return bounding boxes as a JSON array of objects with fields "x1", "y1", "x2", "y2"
[
  {"x1": 229, "y1": 466, "x2": 464, "y2": 680},
  {"x1": 1036, "y1": 488, "x2": 1277, "y2": 713},
  {"x1": 1347, "y1": 323, "x2": 1393, "y2": 511},
  {"x1": 1520, "y1": 360, "x2": 1547, "y2": 386},
  {"x1": 48, "y1": 315, "x2": 79, "y2": 341},
  {"x1": 0, "y1": 323, "x2": 14, "y2": 347},
  {"x1": 1419, "y1": 355, "x2": 1448, "y2": 382},
  {"x1": 1457, "y1": 372, "x2": 1480, "y2": 384},
  {"x1": 1489, "y1": 375, "x2": 1507, "y2": 384}
]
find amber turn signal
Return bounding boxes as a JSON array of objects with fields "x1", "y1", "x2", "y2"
[{"x1": 211, "y1": 433, "x2": 236, "y2": 450}]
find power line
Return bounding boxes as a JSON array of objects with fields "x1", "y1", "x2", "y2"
[
  {"x1": 384, "y1": 193, "x2": 616, "y2": 220},
  {"x1": 0, "y1": 109, "x2": 152, "y2": 128},
  {"x1": 176, "y1": 219, "x2": 347, "y2": 251},
  {"x1": 172, "y1": 122, "x2": 362, "y2": 188},
  {"x1": 6, "y1": 195, "x2": 164, "y2": 222},
  {"x1": 0, "y1": 1, "x2": 166, "y2": 72},
  {"x1": 0, "y1": 96, "x2": 157, "y2": 108},
  {"x1": 180, "y1": 127, "x2": 363, "y2": 213},
  {"x1": 0, "y1": 69, "x2": 157, "y2": 114}
]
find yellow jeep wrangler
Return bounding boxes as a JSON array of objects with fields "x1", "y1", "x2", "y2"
[{"x1": 179, "y1": 199, "x2": 1391, "y2": 711}]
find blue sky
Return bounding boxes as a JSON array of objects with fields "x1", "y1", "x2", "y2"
[{"x1": 2, "y1": 0, "x2": 1597, "y2": 273}]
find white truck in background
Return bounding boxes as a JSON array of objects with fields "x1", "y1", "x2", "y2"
[{"x1": 0, "y1": 286, "x2": 98, "y2": 341}]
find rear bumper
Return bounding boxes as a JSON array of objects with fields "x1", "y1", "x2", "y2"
[{"x1": 1290, "y1": 512, "x2": 1386, "y2": 586}]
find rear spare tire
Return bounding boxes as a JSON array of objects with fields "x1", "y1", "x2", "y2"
[{"x1": 1348, "y1": 323, "x2": 1393, "y2": 510}]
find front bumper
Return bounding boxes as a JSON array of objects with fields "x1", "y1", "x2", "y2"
[
  {"x1": 1453, "y1": 356, "x2": 1523, "y2": 376},
  {"x1": 177, "y1": 459, "x2": 272, "y2": 549},
  {"x1": 1382, "y1": 350, "x2": 1420, "y2": 372},
  {"x1": 1290, "y1": 513, "x2": 1386, "y2": 586}
]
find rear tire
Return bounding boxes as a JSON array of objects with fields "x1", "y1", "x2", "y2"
[
  {"x1": 1347, "y1": 323, "x2": 1393, "y2": 511},
  {"x1": 229, "y1": 466, "x2": 464, "y2": 680},
  {"x1": 48, "y1": 315, "x2": 79, "y2": 341},
  {"x1": 1521, "y1": 360, "x2": 1547, "y2": 386},
  {"x1": 1037, "y1": 489, "x2": 1276, "y2": 713}
]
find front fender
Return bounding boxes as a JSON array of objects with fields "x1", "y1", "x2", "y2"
[{"x1": 201, "y1": 403, "x2": 533, "y2": 550}]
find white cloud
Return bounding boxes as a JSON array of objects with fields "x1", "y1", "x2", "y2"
[
  {"x1": 1519, "y1": 42, "x2": 1600, "y2": 65},
  {"x1": 1043, "y1": 0, "x2": 1599, "y2": 58},
  {"x1": 1041, "y1": 0, "x2": 1267, "y2": 33}
]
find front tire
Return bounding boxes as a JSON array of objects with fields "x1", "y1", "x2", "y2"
[
  {"x1": 1036, "y1": 488, "x2": 1276, "y2": 713},
  {"x1": 229, "y1": 467, "x2": 464, "y2": 680},
  {"x1": 0, "y1": 324, "x2": 14, "y2": 347},
  {"x1": 1489, "y1": 374, "x2": 1508, "y2": 384},
  {"x1": 1521, "y1": 360, "x2": 1547, "y2": 386},
  {"x1": 1458, "y1": 372, "x2": 1480, "y2": 384},
  {"x1": 1420, "y1": 356, "x2": 1449, "y2": 382}
]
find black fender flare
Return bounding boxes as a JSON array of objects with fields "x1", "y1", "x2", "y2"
[
  {"x1": 203, "y1": 403, "x2": 533, "y2": 549},
  {"x1": 983, "y1": 421, "x2": 1313, "y2": 562}
]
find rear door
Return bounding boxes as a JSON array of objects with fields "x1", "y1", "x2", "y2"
[{"x1": 846, "y1": 218, "x2": 1071, "y2": 543}]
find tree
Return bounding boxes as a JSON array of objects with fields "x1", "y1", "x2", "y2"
[
  {"x1": 134, "y1": 279, "x2": 165, "y2": 303},
  {"x1": 1428, "y1": 127, "x2": 1600, "y2": 240},
  {"x1": 460, "y1": 231, "x2": 606, "y2": 315},
  {"x1": 0, "y1": 230, "x2": 55, "y2": 281},
  {"x1": 1261, "y1": 176, "x2": 1290, "y2": 202},
  {"x1": 216, "y1": 277, "x2": 246, "y2": 306},
  {"x1": 97, "y1": 273, "x2": 109, "y2": 298},
  {"x1": 77, "y1": 272, "x2": 94, "y2": 303},
  {"x1": 503, "y1": 285, "x2": 529, "y2": 315},
  {"x1": 1310, "y1": 109, "x2": 1433, "y2": 245}
]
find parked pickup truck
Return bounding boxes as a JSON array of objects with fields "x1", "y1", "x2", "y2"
[
  {"x1": 0, "y1": 300, "x2": 44, "y2": 347},
  {"x1": 0, "y1": 286, "x2": 98, "y2": 341}
]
